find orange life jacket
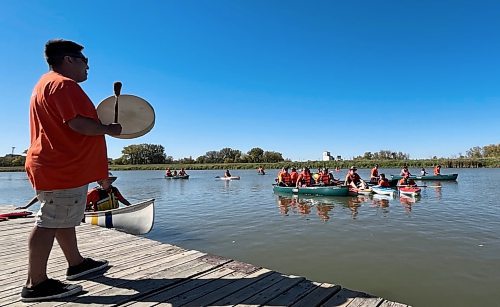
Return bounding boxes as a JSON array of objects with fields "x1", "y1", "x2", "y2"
[
  {"x1": 347, "y1": 173, "x2": 361, "y2": 184},
  {"x1": 378, "y1": 178, "x2": 390, "y2": 187},
  {"x1": 290, "y1": 171, "x2": 298, "y2": 184},
  {"x1": 320, "y1": 173, "x2": 331, "y2": 184},
  {"x1": 434, "y1": 167, "x2": 440, "y2": 175},
  {"x1": 299, "y1": 172, "x2": 312, "y2": 186},
  {"x1": 279, "y1": 172, "x2": 291, "y2": 185},
  {"x1": 371, "y1": 168, "x2": 379, "y2": 177}
]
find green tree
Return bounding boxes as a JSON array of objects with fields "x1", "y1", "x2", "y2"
[
  {"x1": 121, "y1": 144, "x2": 166, "y2": 164},
  {"x1": 247, "y1": 147, "x2": 264, "y2": 163}
]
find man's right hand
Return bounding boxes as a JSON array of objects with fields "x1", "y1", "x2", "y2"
[{"x1": 107, "y1": 123, "x2": 122, "y2": 135}]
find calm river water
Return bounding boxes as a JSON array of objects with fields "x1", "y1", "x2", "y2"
[{"x1": 1, "y1": 168, "x2": 499, "y2": 306}]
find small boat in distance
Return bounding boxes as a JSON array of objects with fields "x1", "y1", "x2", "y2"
[
  {"x1": 391, "y1": 174, "x2": 458, "y2": 181},
  {"x1": 164, "y1": 175, "x2": 190, "y2": 179}
]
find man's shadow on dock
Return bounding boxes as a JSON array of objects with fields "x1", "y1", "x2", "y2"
[{"x1": 60, "y1": 255, "x2": 382, "y2": 307}]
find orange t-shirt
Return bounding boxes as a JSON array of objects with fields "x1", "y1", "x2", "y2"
[{"x1": 25, "y1": 71, "x2": 108, "y2": 190}]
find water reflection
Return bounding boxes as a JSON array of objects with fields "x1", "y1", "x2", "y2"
[
  {"x1": 275, "y1": 190, "x2": 429, "y2": 220},
  {"x1": 399, "y1": 194, "x2": 421, "y2": 214}
]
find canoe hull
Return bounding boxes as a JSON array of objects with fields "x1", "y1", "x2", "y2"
[
  {"x1": 399, "y1": 187, "x2": 421, "y2": 196},
  {"x1": 84, "y1": 199, "x2": 154, "y2": 235},
  {"x1": 273, "y1": 185, "x2": 349, "y2": 196},
  {"x1": 165, "y1": 175, "x2": 189, "y2": 179},
  {"x1": 218, "y1": 176, "x2": 240, "y2": 180},
  {"x1": 391, "y1": 174, "x2": 458, "y2": 181},
  {"x1": 371, "y1": 186, "x2": 396, "y2": 197}
]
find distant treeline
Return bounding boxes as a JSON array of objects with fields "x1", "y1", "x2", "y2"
[
  {"x1": 2, "y1": 144, "x2": 499, "y2": 171},
  {"x1": 2, "y1": 157, "x2": 499, "y2": 173}
]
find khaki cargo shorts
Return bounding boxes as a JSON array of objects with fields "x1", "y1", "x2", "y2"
[{"x1": 35, "y1": 184, "x2": 88, "y2": 228}]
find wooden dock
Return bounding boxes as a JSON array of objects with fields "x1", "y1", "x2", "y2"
[{"x1": 0, "y1": 208, "x2": 409, "y2": 306}]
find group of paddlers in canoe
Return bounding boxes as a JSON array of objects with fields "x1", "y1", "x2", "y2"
[{"x1": 276, "y1": 166, "x2": 371, "y2": 190}]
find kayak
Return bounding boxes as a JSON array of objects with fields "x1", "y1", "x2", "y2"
[
  {"x1": 391, "y1": 174, "x2": 458, "y2": 181},
  {"x1": 273, "y1": 185, "x2": 350, "y2": 196},
  {"x1": 0, "y1": 211, "x2": 33, "y2": 220},
  {"x1": 218, "y1": 176, "x2": 240, "y2": 180},
  {"x1": 349, "y1": 187, "x2": 373, "y2": 195},
  {"x1": 84, "y1": 199, "x2": 154, "y2": 235},
  {"x1": 371, "y1": 186, "x2": 396, "y2": 197},
  {"x1": 399, "y1": 187, "x2": 421, "y2": 196},
  {"x1": 164, "y1": 175, "x2": 189, "y2": 179}
]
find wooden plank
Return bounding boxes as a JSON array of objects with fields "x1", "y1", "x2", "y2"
[
  {"x1": 235, "y1": 275, "x2": 305, "y2": 306},
  {"x1": 379, "y1": 300, "x2": 410, "y2": 307},
  {"x1": 64, "y1": 253, "x2": 220, "y2": 306},
  {"x1": 1, "y1": 245, "x2": 189, "y2": 306},
  {"x1": 210, "y1": 271, "x2": 285, "y2": 305},
  {"x1": 124, "y1": 265, "x2": 238, "y2": 306},
  {"x1": 291, "y1": 282, "x2": 341, "y2": 307},
  {"x1": 182, "y1": 267, "x2": 272, "y2": 307},
  {"x1": 322, "y1": 288, "x2": 384, "y2": 307},
  {"x1": 264, "y1": 279, "x2": 320, "y2": 306},
  {"x1": 0, "y1": 231, "x2": 161, "y2": 287}
]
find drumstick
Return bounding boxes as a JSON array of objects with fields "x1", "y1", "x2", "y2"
[{"x1": 113, "y1": 81, "x2": 122, "y2": 123}]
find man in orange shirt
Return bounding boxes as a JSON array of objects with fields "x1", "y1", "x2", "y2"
[{"x1": 22, "y1": 39, "x2": 122, "y2": 302}]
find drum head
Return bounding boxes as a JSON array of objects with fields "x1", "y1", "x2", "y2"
[{"x1": 97, "y1": 95, "x2": 155, "y2": 139}]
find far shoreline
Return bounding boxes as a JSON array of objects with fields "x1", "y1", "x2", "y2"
[{"x1": 2, "y1": 157, "x2": 499, "y2": 172}]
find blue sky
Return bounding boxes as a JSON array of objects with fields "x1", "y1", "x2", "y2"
[{"x1": 1, "y1": 0, "x2": 499, "y2": 161}]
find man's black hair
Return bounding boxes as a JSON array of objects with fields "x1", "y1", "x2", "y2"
[{"x1": 45, "y1": 39, "x2": 84, "y2": 66}]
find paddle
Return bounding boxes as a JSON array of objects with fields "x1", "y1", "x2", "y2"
[
  {"x1": 397, "y1": 185, "x2": 441, "y2": 188},
  {"x1": 113, "y1": 81, "x2": 122, "y2": 123},
  {"x1": 15, "y1": 196, "x2": 38, "y2": 210}
]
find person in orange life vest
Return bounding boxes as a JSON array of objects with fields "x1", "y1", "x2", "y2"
[
  {"x1": 178, "y1": 168, "x2": 187, "y2": 176},
  {"x1": 86, "y1": 172, "x2": 132, "y2": 211},
  {"x1": 289, "y1": 167, "x2": 299, "y2": 186},
  {"x1": 434, "y1": 165, "x2": 441, "y2": 175},
  {"x1": 370, "y1": 164, "x2": 379, "y2": 182},
  {"x1": 165, "y1": 168, "x2": 172, "y2": 177},
  {"x1": 398, "y1": 173, "x2": 416, "y2": 187},
  {"x1": 345, "y1": 166, "x2": 367, "y2": 189},
  {"x1": 276, "y1": 167, "x2": 286, "y2": 182},
  {"x1": 316, "y1": 168, "x2": 333, "y2": 186},
  {"x1": 378, "y1": 173, "x2": 390, "y2": 187},
  {"x1": 400, "y1": 165, "x2": 411, "y2": 177},
  {"x1": 296, "y1": 167, "x2": 313, "y2": 187},
  {"x1": 278, "y1": 167, "x2": 292, "y2": 186}
]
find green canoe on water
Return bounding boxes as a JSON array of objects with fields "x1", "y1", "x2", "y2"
[
  {"x1": 272, "y1": 185, "x2": 350, "y2": 196},
  {"x1": 390, "y1": 174, "x2": 458, "y2": 181},
  {"x1": 164, "y1": 175, "x2": 190, "y2": 179}
]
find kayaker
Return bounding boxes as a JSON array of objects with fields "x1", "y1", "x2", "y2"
[
  {"x1": 345, "y1": 166, "x2": 367, "y2": 189},
  {"x1": 173, "y1": 170, "x2": 178, "y2": 176},
  {"x1": 434, "y1": 165, "x2": 441, "y2": 175},
  {"x1": 398, "y1": 173, "x2": 417, "y2": 187},
  {"x1": 290, "y1": 167, "x2": 299, "y2": 186},
  {"x1": 178, "y1": 168, "x2": 187, "y2": 176},
  {"x1": 421, "y1": 168, "x2": 428, "y2": 176},
  {"x1": 296, "y1": 167, "x2": 313, "y2": 187},
  {"x1": 165, "y1": 168, "x2": 172, "y2": 177},
  {"x1": 22, "y1": 39, "x2": 118, "y2": 301},
  {"x1": 378, "y1": 174, "x2": 390, "y2": 187},
  {"x1": 86, "y1": 172, "x2": 132, "y2": 211},
  {"x1": 370, "y1": 164, "x2": 379, "y2": 182},
  {"x1": 277, "y1": 167, "x2": 292, "y2": 186},
  {"x1": 224, "y1": 170, "x2": 232, "y2": 178}
]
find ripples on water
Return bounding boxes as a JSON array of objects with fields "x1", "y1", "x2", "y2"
[{"x1": 1, "y1": 168, "x2": 499, "y2": 306}]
